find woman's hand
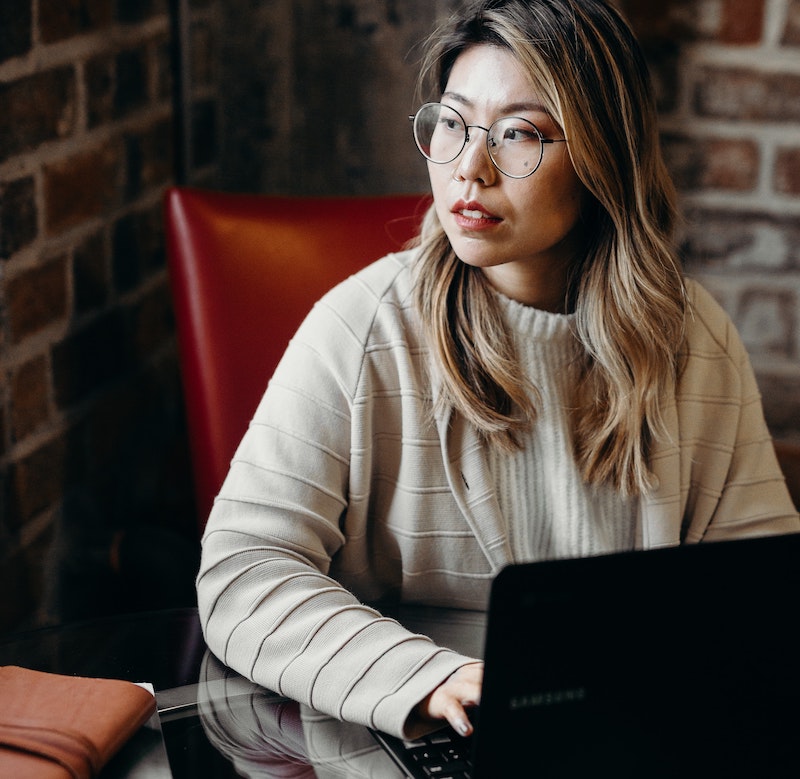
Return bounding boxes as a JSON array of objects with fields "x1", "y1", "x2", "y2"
[{"x1": 415, "y1": 662, "x2": 483, "y2": 736}]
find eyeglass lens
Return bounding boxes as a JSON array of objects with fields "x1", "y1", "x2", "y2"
[{"x1": 412, "y1": 103, "x2": 545, "y2": 178}]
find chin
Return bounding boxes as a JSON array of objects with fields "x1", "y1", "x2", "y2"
[
  {"x1": 449, "y1": 244, "x2": 506, "y2": 270},
  {"x1": 442, "y1": 233, "x2": 492, "y2": 264}
]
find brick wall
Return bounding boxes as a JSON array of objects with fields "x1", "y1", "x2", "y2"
[
  {"x1": 0, "y1": 0, "x2": 221, "y2": 632},
  {"x1": 618, "y1": 0, "x2": 800, "y2": 440}
]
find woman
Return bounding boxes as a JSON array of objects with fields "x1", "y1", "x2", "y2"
[{"x1": 197, "y1": 0, "x2": 798, "y2": 741}]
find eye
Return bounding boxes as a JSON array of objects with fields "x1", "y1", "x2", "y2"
[
  {"x1": 440, "y1": 116, "x2": 465, "y2": 134},
  {"x1": 499, "y1": 123, "x2": 538, "y2": 143}
]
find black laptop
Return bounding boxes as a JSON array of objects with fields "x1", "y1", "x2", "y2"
[{"x1": 372, "y1": 532, "x2": 800, "y2": 778}]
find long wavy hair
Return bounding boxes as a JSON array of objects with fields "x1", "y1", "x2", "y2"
[{"x1": 413, "y1": 0, "x2": 686, "y2": 496}]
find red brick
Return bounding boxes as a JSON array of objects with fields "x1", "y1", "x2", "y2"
[
  {"x1": 620, "y1": 0, "x2": 765, "y2": 43},
  {"x1": 681, "y1": 208, "x2": 800, "y2": 270},
  {"x1": 6, "y1": 433, "x2": 85, "y2": 525},
  {"x1": 38, "y1": 0, "x2": 113, "y2": 44},
  {"x1": 616, "y1": 1, "x2": 695, "y2": 41},
  {"x1": 706, "y1": 138, "x2": 760, "y2": 190},
  {"x1": 86, "y1": 47, "x2": 150, "y2": 128},
  {"x1": 663, "y1": 134, "x2": 759, "y2": 191},
  {"x1": 774, "y1": 147, "x2": 800, "y2": 195},
  {"x1": 719, "y1": 0, "x2": 765, "y2": 44},
  {"x1": 694, "y1": 67, "x2": 800, "y2": 122},
  {"x1": 782, "y1": 0, "x2": 800, "y2": 45},
  {"x1": 0, "y1": 0, "x2": 217, "y2": 635},
  {"x1": 0, "y1": 68, "x2": 76, "y2": 163},
  {"x1": 6, "y1": 256, "x2": 69, "y2": 343},
  {"x1": 43, "y1": 142, "x2": 122, "y2": 235},
  {"x1": 85, "y1": 53, "x2": 116, "y2": 128},
  {"x1": 11, "y1": 356, "x2": 50, "y2": 442},
  {"x1": 0, "y1": 177, "x2": 38, "y2": 259}
]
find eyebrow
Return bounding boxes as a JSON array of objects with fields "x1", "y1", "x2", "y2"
[{"x1": 441, "y1": 90, "x2": 548, "y2": 115}]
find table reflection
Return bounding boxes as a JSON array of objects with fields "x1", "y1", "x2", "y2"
[{"x1": 197, "y1": 650, "x2": 404, "y2": 778}]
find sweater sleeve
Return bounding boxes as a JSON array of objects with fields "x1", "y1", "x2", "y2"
[
  {"x1": 196, "y1": 257, "x2": 474, "y2": 739},
  {"x1": 681, "y1": 282, "x2": 799, "y2": 542}
]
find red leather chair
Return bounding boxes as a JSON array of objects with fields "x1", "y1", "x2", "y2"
[{"x1": 164, "y1": 187, "x2": 429, "y2": 532}]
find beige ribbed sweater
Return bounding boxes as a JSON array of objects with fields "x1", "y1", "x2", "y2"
[
  {"x1": 487, "y1": 294, "x2": 637, "y2": 561},
  {"x1": 197, "y1": 250, "x2": 798, "y2": 739}
]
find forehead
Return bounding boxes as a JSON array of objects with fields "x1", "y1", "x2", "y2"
[{"x1": 444, "y1": 44, "x2": 543, "y2": 110}]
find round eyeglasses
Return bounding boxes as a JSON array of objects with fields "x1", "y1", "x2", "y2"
[{"x1": 409, "y1": 102, "x2": 567, "y2": 179}]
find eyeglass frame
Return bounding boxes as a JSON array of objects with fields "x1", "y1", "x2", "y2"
[{"x1": 409, "y1": 102, "x2": 568, "y2": 179}]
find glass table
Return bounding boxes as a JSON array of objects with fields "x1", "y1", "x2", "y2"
[{"x1": 0, "y1": 606, "x2": 486, "y2": 778}]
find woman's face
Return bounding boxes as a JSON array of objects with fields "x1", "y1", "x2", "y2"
[{"x1": 428, "y1": 44, "x2": 588, "y2": 311}]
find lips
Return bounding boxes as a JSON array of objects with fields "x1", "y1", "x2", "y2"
[
  {"x1": 452, "y1": 200, "x2": 500, "y2": 220},
  {"x1": 451, "y1": 200, "x2": 502, "y2": 230}
]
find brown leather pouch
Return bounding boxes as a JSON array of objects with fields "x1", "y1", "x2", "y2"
[{"x1": 0, "y1": 665, "x2": 156, "y2": 779}]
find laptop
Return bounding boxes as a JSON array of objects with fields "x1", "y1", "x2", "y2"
[{"x1": 371, "y1": 532, "x2": 800, "y2": 778}]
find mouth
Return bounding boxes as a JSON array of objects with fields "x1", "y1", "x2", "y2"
[
  {"x1": 459, "y1": 208, "x2": 492, "y2": 219},
  {"x1": 451, "y1": 201, "x2": 502, "y2": 229}
]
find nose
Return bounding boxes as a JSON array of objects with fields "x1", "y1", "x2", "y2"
[{"x1": 453, "y1": 125, "x2": 497, "y2": 185}]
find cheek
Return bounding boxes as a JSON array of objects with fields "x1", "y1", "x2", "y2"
[
  {"x1": 428, "y1": 161, "x2": 448, "y2": 193},
  {"x1": 513, "y1": 177, "x2": 586, "y2": 243},
  {"x1": 428, "y1": 164, "x2": 452, "y2": 217},
  {"x1": 537, "y1": 148, "x2": 584, "y2": 197},
  {"x1": 557, "y1": 164, "x2": 587, "y2": 210},
  {"x1": 535, "y1": 169, "x2": 586, "y2": 220}
]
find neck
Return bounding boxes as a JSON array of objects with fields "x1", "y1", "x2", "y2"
[{"x1": 481, "y1": 258, "x2": 572, "y2": 313}]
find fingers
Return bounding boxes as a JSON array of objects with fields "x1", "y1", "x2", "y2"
[
  {"x1": 416, "y1": 662, "x2": 483, "y2": 736},
  {"x1": 442, "y1": 699, "x2": 476, "y2": 737},
  {"x1": 442, "y1": 663, "x2": 482, "y2": 736}
]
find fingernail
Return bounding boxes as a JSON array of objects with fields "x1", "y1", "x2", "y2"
[{"x1": 455, "y1": 718, "x2": 470, "y2": 736}]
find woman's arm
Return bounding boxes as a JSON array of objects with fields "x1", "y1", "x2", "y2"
[
  {"x1": 680, "y1": 282, "x2": 799, "y2": 541},
  {"x1": 197, "y1": 261, "x2": 478, "y2": 738}
]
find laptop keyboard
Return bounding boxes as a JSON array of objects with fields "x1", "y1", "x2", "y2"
[{"x1": 402, "y1": 728, "x2": 474, "y2": 778}]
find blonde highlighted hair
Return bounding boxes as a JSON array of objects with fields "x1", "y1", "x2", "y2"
[{"x1": 413, "y1": 0, "x2": 686, "y2": 496}]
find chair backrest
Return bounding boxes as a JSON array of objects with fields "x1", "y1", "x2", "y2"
[{"x1": 164, "y1": 187, "x2": 428, "y2": 531}]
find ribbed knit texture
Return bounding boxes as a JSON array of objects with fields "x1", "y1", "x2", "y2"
[
  {"x1": 488, "y1": 293, "x2": 637, "y2": 561},
  {"x1": 197, "y1": 251, "x2": 798, "y2": 740}
]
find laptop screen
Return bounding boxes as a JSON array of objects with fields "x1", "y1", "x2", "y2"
[{"x1": 474, "y1": 532, "x2": 800, "y2": 777}]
